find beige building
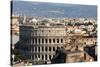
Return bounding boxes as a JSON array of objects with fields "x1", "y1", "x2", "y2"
[
  {"x1": 19, "y1": 24, "x2": 66, "y2": 63},
  {"x1": 18, "y1": 17, "x2": 97, "y2": 64},
  {"x1": 11, "y1": 15, "x2": 19, "y2": 35},
  {"x1": 82, "y1": 36, "x2": 97, "y2": 46}
]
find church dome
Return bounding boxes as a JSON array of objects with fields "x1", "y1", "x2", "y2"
[{"x1": 31, "y1": 18, "x2": 38, "y2": 23}]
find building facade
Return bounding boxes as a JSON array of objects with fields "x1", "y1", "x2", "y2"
[
  {"x1": 11, "y1": 15, "x2": 19, "y2": 35},
  {"x1": 17, "y1": 17, "x2": 97, "y2": 64},
  {"x1": 19, "y1": 25, "x2": 66, "y2": 63}
]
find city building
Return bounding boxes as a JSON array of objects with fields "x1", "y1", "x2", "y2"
[
  {"x1": 11, "y1": 15, "x2": 19, "y2": 35},
  {"x1": 14, "y1": 17, "x2": 97, "y2": 64},
  {"x1": 19, "y1": 23, "x2": 66, "y2": 64}
]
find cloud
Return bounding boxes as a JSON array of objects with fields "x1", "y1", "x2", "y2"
[{"x1": 48, "y1": 10, "x2": 64, "y2": 14}]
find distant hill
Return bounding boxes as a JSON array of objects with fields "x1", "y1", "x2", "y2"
[{"x1": 12, "y1": 1, "x2": 97, "y2": 18}]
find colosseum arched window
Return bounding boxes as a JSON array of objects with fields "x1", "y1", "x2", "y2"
[
  {"x1": 45, "y1": 39, "x2": 48, "y2": 44},
  {"x1": 49, "y1": 47, "x2": 51, "y2": 51},
  {"x1": 45, "y1": 47, "x2": 47, "y2": 51},
  {"x1": 49, "y1": 39, "x2": 51, "y2": 43},
  {"x1": 42, "y1": 39, "x2": 44, "y2": 43},
  {"x1": 38, "y1": 38, "x2": 40, "y2": 44},
  {"x1": 57, "y1": 39, "x2": 59, "y2": 43},
  {"x1": 61, "y1": 39, "x2": 63, "y2": 43},
  {"x1": 53, "y1": 39, "x2": 55, "y2": 43}
]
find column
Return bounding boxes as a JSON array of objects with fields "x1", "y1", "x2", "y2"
[
  {"x1": 33, "y1": 46, "x2": 35, "y2": 53},
  {"x1": 44, "y1": 46, "x2": 45, "y2": 53},
  {"x1": 34, "y1": 55, "x2": 35, "y2": 61},
  {"x1": 47, "y1": 46, "x2": 48, "y2": 52},
  {"x1": 40, "y1": 54, "x2": 42, "y2": 60},
  {"x1": 51, "y1": 55, "x2": 53, "y2": 59},
  {"x1": 34, "y1": 46, "x2": 35, "y2": 53},
  {"x1": 51, "y1": 38, "x2": 53, "y2": 44},
  {"x1": 40, "y1": 38, "x2": 42, "y2": 44},
  {"x1": 51, "y1": 46, "x2": 53, "y2": 52},
  {"x1": 47, "y1": 54, "x2": 49, "y2": 60},
  {"x1": 44, "y1": 38, "x2": 46, "y2": 44},
  {"x1": 37, "y1": 54, "x2": 38, "y2": 59},
  {"x1": 47, "y1": 38, "x2": 49, "y2": 44},
  {"x1": 37, "y1": 46, "x2": 38, "y2": 53},
  {"x1": 55, "y1": 38, "x2": 57, "y2": 44},
  {"x1": 44, "y1": 54, "x2": 45, "y2": 61},
  {"x1": 63, "y1": 38, "x2": 65, "y2": 44}
]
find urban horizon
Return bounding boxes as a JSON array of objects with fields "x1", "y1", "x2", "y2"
[{"x1": 11, "y1": 1, "x2": 97, "y2": 66}]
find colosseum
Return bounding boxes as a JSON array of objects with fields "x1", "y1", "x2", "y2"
[{"x1": 19, "y1": 18, "x2": 67, "y2": 64}]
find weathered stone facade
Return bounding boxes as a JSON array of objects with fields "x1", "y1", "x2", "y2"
[{"x1": 19, "y1": 25, "x2": 66, "y2": 63}]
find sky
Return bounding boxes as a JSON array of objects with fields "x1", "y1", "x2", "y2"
[{"x1": 12, "y1": 0, "x2": 97, "y2": 18}]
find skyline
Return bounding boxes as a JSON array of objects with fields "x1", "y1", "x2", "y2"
[{"x1": 12, "y1": 1, "x2": 97, "y2": 18}]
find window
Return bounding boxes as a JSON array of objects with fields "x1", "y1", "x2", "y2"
[
  {"x1": 38, "y1": 55, "x2": 40, "y2": 58},
  {"x1": 45, "y1": 55, "x2": 47, "y2": 60},
  {"x1": 61, "y1": 39, "x2": 63, "y2": 43},
  {"x1": 42, "y1": 47, "x2": 44, "y2": 51},
  {"x1": 49, "y1": 39, "x2": 51, "y2": 43},
  {"x1": 53, "y1": 47, "x2": 55, "y2": 51},
  {"x1": 32, "y1": 47, "x2": 34, "y2": 51},
  {"x1": 38, "y1": 47, "x2": 40, "y2": 52},
  {"x1": 33, "y1": 38, "x2": 34, "y2": 44},
  {"x1": 84, "y1": 42, "x2": 86, "y2": 44},
  {"x1": 57, "y1": 39, "x2": 59, "y2": 43},
  {"x1": 53, "y1": 39, "x2": 55, "y2": 43},
  {"x1": 35, "y1": 38, "x2": 37, "y2": 44},
  {"x1": 42, "y1": 55, "x2": 44, "y2": 60},
  {"x1": 42, "y1": 39, "x2": 44, "y2": 43},
  {"x1": 35, "y1": 55, "x2": 37, "y2": 58},
  {"x1": 49, "y1": 47, "x2": 51, "y2": 51},
  {"x1": 39, "y1": 38, "x2": 40, "y2": 44},
  {"x1": 45, "y1": 47, "x2": 47, "y2": 51},
  {"x1": 53, "y1": 55, "x2": 55, "y2": 58},
  {"x1": 32, "y1": 55, "x2": 34, "y2": 60},
  {"x1": 35, "y1": 47, "x2": 37, "y2": 51},
  {"x1": 45, "y1": 39, "x2": 48, "y2": 43},
  {"x1": 95, "y1": 42, "x2": 97, "y2": 44},
  {"x1": 49, "y1": 55, "x2": 51, "y2": 60}
]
